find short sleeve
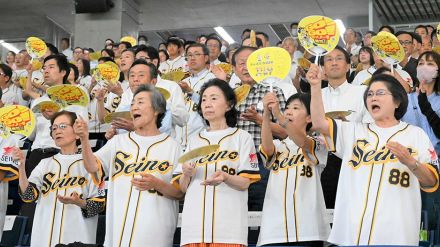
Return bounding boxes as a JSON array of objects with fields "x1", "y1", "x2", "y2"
[
  {"x1": 415, "y1": 129, "x2": 440, "y2": 193},
  {"x1": 169, "y1": 142, "x2": 183, "y2": 188},
  {"x1": 94, "y1": 136, "x2": 117, "y2": 183},
  {"x1": 237, "y1": 131, "x2": 261, "y2": 183},
  {"x1": 28, "y1": 159, "x2": 47, "y2": 195},
  {"x1": 258, "y1": 139, "x2": 281, "y2": 169},
  {"x1": 82, "y1": 172, "x2": 106, "y2": 217},
  {"x1": 302, "y1": 136, "x2": 328, "y2": 168},
  {"x1": 324, "y1": 118, "x2": 357, "y2": 159}
]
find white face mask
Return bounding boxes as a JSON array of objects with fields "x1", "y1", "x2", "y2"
[
  {"x1": 139, "y1": 40, "x2": 147, "y2": 45},
  {"x1": 291, "y1": 29, "x2": 298, "y2": 37},
  {"x1": 417, "y1": 64, "x2": 438, "y2": 83}
]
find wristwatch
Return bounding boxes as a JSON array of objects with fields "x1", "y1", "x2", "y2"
[{"x1": 412, "y1": 160, "x2": 421, "y2": 172}]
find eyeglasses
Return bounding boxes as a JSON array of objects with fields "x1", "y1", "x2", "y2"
[
  {"x1": 138, "y1": 56, "x2": 151, "y2": 61},
  {"x1": 399, "y1": 40, "x2": 413, "y2": 46},
  {"x1": 366, "y1": 89, "x2": 393, "y2": 98},
  {"x1": 50, "y1": 123, "x2": 72, "y2": 131},
  {"x1": 185, "y1": 53, "x2": 205, "y2": 60}
]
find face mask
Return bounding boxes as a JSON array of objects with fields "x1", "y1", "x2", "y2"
[
  {"x1": 417, "y1": 64, "x2": 438, "y2": 83},
  {"x1": 139, "y1": 40, "x2": 147, "y2": 45},
  {"x1": 291, "y1": 29, "x2": 298, "y2": 37}
]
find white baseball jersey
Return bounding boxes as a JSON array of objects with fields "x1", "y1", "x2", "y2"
[
  {"x1": 175, "y1": 69, "x2": 216, "y2": 149},
  {"x1": 326, "y1": 119, "x2": 439, "y2": 245},
  {"x1": 27, "y1": 153, "x2": 104, "y2": 247},
  {"x1": 94, "y1": 132, "x2": 181, "y2": 247},
  {"x1": 0, "y1": 135, "x2": 22, "y2": 240},
  {"x1": 352, "y1": 67, "x2": 375, "y2": 86},
  {"x1": 158, "y1": 56, "x2": 188, "y2": 74},
  {"x1": 104, "y1": 80, "x2": 129, "y2": 113},
  {"x1": 157, "y1": 78, "x2": 189, "y2": 128},
  {"x1": 173, "y1": 128, "x2": 261, "y2": 245},
  {"x1": 257, "y1": 137, "x2": 330, "y2": 246}
]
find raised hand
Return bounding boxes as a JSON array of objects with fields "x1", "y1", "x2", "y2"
[
  {"x1": 182, "y1": 162, "x2": 196, "y2": 178},
  {"x1": 105, "y1": 126, "x2": 117, "y2": 140},
  {"x1": 178, "y1": 81, "x2": 192, "y2": 93},
  {"x1": 386, "y1": 141, "x2": 415, "y2": 167},
  {"x1": 210, "y1": 64, "x2": 227, "y2": 81},
  {"x1": 241, "y1": 105, "x2": 263, "y2": 125},
  {"x1": 306, "y1": 64, "x2": 323, "y2": 86},
  {"x1": 111, "y1": 117, "x2": 134, "y2": 131},
  {"x1": 73, "y1": 115, "x2": 89, "y2": 141},
  {"x1": 11, "y1": 147, "x2": 25, "y2": 166}
]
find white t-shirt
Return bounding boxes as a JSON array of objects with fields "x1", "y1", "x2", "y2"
[{"x1": 94, "y1": 132, "x2": 181, "y2": 247}]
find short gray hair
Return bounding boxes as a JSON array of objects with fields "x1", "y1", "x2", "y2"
[
  {"x1": 133, "y1": 84, "x2": 166, "y2": 128},
  {"x1": 282, "y1": 36, "x2": 298, "y2": 47}
]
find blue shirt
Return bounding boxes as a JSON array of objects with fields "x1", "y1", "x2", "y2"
[{"x1": 402, "y1": 92, "x2": 440, "y2": 155}]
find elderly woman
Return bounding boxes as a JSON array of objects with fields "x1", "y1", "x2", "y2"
[
  {"x1": 402, "y1": 51, "x2": 440, "y2": 156},
  {"x1": 174, "y1": 79, "x2": 261, "y2": 247},
  {"x1": 13, "y1": 111, "x2": 105, "y2": 246},
  {"x1": 258, "y1": 92, "x2": 330, "y2": 246},
  {"x1": 307, "y1": 63, "x2": 439, "y2": 245},
  {"x1": 75, "y1": 84, "x2": 183, "y2": 247}
]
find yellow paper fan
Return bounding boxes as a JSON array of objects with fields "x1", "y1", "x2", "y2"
[
  {"x1": 325, "y1": 111, "x2": 353, "y2": 121},
  {"x1": 217, "y1": 63, "x2": 233, "y2": 74},
  {"x1": 178, "y1": 145, "x2": 220, "y2": 164},
  {"x1": 0, "y1": 105, "x2": 36, "y2": 138},
  {"x1": 161, "y1": 71, "x2": 190, "y2": 82},
  {"x1": 104, "y1": 111, "x2": 132, "y2": 124},
  {"x1": 234, "y1": 84, "x2": 251, "y2": 105}
]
